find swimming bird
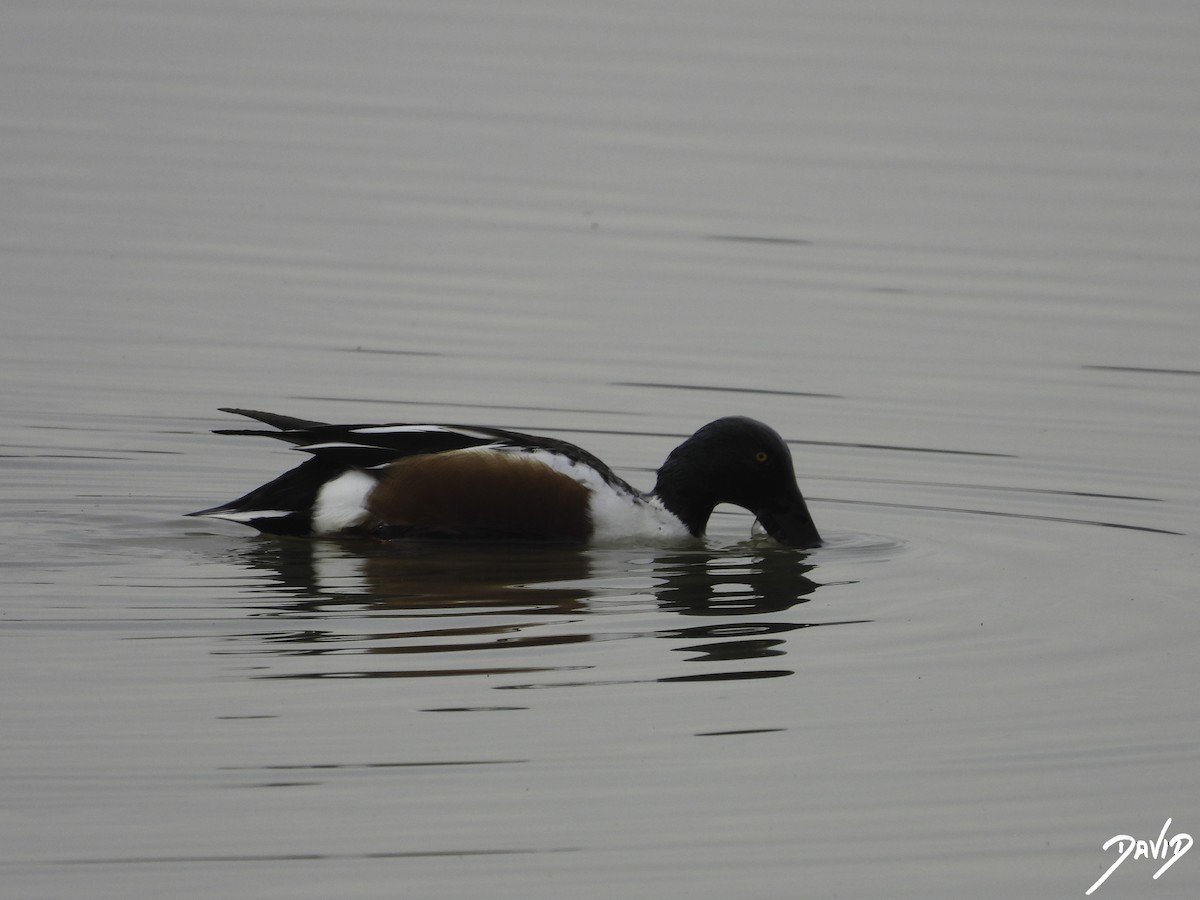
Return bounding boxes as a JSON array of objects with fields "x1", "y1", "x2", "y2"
[{"x1": 188, "y1": 409, "x2": 821, "y2": 547}]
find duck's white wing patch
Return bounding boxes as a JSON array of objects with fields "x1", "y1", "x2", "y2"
[
  {"x1": 350, "y1": 425, "x2": 503, "y2": 441},
  {"x1": 297, "y1": 441, "x2": 383, "y2": 453},
  {"x1": 312, "y1": 469, "x2": 376, "y2": 534},
  {"x1": 351, "y1": 425, "x2": 455, "y2": 435}
]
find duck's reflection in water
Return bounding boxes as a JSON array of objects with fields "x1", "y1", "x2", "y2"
[
  {"x1": 611, "y1": 547, "x2": 866, "y2": 684},
  {"x1": 219, "y1": 537, "x2": 866, "y2": 682}
]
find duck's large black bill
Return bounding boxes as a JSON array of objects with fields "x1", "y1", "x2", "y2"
[{"x1": 754, "y1": 490, "x2": 821, "y2": 549}]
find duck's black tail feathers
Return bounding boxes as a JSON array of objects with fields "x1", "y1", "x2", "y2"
[
  {"x1": 187, "y1": 457, "x2": 348, "y2": 536},
  {"x1": 188, "y1": 409, "x2": 345, "y2": 535},
  {"x1": 211, "y1": 407, "x2": 331, "y2": 443}
]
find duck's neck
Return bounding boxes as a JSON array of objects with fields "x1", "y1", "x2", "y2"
[{"x1": 650, "y1": 471, "x2": 716, "y2": 538}]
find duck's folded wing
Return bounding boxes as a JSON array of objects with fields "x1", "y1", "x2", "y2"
[{"x1": 212, "y1": 408, "x2": 516, "y2": 469}]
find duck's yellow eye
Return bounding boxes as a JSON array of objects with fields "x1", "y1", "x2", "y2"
[{"x1": 755, "y1": 451, "x2": 769, "y2": 463}]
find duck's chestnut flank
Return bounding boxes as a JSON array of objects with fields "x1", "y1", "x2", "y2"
[
  {"x1": 188, "y1": 409, "x2": 822, "y2": 548},
  {"x1": 368, "y1": 450, "x2": 592, "y2": 542}
]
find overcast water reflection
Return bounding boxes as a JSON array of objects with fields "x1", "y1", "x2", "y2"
[{"x1": 206, "y1": 539, "x2": 858, "y2": 685}]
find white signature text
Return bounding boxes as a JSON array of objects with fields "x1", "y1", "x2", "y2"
[{"x1": 1086, "y1": 817, "x2": 1192, "y2": 895}]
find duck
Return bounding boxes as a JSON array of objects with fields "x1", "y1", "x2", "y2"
[{"x1": 188, "y1": 408, "x2": 821, "y2": 548}]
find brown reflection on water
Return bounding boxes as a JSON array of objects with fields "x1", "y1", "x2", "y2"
[
  {"x1": 214, "y1": 538, "x2": 861, "y2": 682},
  {"x1": 228, "y1": 538, "x2": 593, "y2": 615}
]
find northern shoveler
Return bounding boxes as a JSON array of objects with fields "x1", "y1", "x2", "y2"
[{"x1": 188, "y1": 408, "x2": 821, "y2": 547}]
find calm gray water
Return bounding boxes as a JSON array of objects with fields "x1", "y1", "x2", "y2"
[{"x1": 3, "y1": 1, "x2": 1198, "y2": 897}]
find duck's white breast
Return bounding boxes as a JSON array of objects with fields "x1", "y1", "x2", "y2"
[{"x1": 515, "y1": 449, "x2": 692, "y2": 543}]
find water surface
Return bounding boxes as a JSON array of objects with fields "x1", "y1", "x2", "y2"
[{"x1": 3, "y1": 1, "x2": 1198, "y2": 898}]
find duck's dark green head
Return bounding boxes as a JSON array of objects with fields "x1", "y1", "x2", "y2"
[{"x1": 652, "y1": 416, "x2": 821, "y2": 548}]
